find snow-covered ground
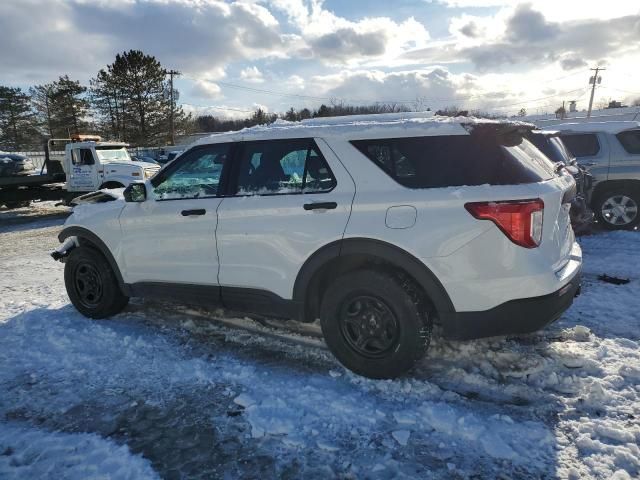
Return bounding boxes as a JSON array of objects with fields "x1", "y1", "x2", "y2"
[{"x1": 0, "y1": 204, "x2": 638, "y2": 479}]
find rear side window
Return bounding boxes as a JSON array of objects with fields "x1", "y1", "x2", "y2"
[
  {"x1": 616, "y1": 130, "x2": 640, "y2": 154},
  {"x1": 235, "y1": 139, "x2": 336, "y2": 195},
  {"x1": 560, "y1": 134, "x2": 600, "y2": 157},
  {"x1": 350, "y1": 129, "x2": 554, "y2": 189}
]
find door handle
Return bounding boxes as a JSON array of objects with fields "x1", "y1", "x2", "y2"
[
  {"x1": 303, "y1": 202, "x2": 337, "y2": 211},
  {"x1": 181, "y1": 209, "x2": 206, "y2": 216}
]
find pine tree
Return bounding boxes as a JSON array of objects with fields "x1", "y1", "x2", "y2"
[
  {"x1": 50, "y1": 75, "x2": 89, "y2": 136},
  {"x1": 29, "y1": 83, "x2": 56, "y2": 137},
  {"x1": 90, "y1": 69, "x2": 122, "y2": 140},
  {"x1": 0, "y1": 86, "x2": 40, "y2": 150},
  {"x1": 284, "y1": 107, "x2": 298, "y2": 121},
  {"x1": 91, "y1": 50, "x2": 186, "y2": 145}
]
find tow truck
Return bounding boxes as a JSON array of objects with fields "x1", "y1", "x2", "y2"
[{"x1": 0, "y1": 135, "x2": 160, "y2": 209}]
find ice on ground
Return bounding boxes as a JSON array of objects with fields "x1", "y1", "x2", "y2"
[
  {"x1": 0, "y1": 423, "x2": 158, "y2": 480},
  {"x1": 0, "y1": 215, "x2": 639, "y2": 479},
  {"x1": 392, "y1": 430, "x2": 410, "y2": 446}
]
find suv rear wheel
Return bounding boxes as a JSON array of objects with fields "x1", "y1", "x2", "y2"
[
  {"x1": 320, "y1": 270, "x2": 431, "y2": 379},
  {"x1": 64, "y1": 246, "x2": 129, "y2": 319},
  {"x1": 595, "y1": 188, "x2": 640, "y2": 230}
]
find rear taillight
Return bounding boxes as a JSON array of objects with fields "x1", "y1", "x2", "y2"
[{"x1": 465, "y1": 199, "x2": 544, "y2": 248}]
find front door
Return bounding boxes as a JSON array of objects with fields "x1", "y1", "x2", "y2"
[
  {"x1": 216, "y1": 137, "x2": 356, "y2": 302},
  {"x1": 68, "y1": 147, "x2": 99, "y2": 192},
  {"x1": 119, "y1": 143, "x2": 231, "y2": 285}
]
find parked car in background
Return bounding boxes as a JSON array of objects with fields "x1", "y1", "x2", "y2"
[
  {"x1": 546, "y1": 122, "x2": 640, "y2": 230},
  {"x1": 0, "y1": 152, "x2": 35, "y2": 177},
  {"x1": 526, "y1": 130, "x2": 594, "y2": 232},
  {"x1": 155, "y1": 150, "x2": 184, "y2": 165},
  {"x1": 53, "y1": 114, "x2": 582, "y2": 379},
  {"x1": 165, "y1": 150, "x2": 184, "y2": 163}
]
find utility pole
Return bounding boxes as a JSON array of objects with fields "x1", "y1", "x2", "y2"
[
  {"x1": 164, "y1": 69, "x2": 181, "y2": 145},
  {"x1": 587, "y1": 66, "x2": 605, "y2": 118}
]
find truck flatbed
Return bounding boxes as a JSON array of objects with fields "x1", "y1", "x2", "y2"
[{"x1": 0, "y1": 173, "x2": 65, "y2": 187}]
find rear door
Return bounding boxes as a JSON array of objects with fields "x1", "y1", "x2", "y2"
[
  {"x1": 610, "y1": 129, "x2": 640, "y2": 182},
  {"x1": 559, "y1": 132, "x2": 610, "y2": 181},
  {"x1": 215, "y1": 137, "x2": 355, "y2": 304}
]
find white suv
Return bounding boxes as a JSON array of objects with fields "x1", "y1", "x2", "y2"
[{"x1": 53, "y1": 114, "x2": 582, "y2": 379}]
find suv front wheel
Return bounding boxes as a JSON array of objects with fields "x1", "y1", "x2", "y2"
[
  {"x1": 320, "y1": 270, "x2": 431, "y2": 379},
  {"x1": 64, "y1": 246, "x2": 129, "y2": 319},
  {"x1": 595, "y1": 188, "x2": 640, "y2": 230}
]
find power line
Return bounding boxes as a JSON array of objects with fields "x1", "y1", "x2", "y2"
[
  {"x1": 182, "y1": 103, "x2": 256, "y2": 114},
  {"x1": 483, "y1": 88, "x2": 589, "y2": 112},
  {"x1": 602, "y1": 86, "x2": 640, "y2": 96}
]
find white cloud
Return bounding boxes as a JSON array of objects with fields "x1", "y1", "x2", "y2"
[
  {"x1": 434, "y1": 0, "x2": 640, "y2": 22},
  {"x1": 409, "y1": 3, "x2": 640, "y2": 74},
  {"x1": 191, "y1": 80, "x2": 223, "y2": 99},
  {"x1": 308, "y1": 68, "x2": 485, "y2": 109},
  {"x1": 240, "y1": 66, "x2": 265, "y2": 83},
  {"x1": 0, "y1": 0, "x2": 291, "y2": 84},
  {"x1": 285, "y1": 74, "x2": 305, "y2": 89},
  {"x1": 270, "y1": 0, "x2": 431, "y2": 65}
]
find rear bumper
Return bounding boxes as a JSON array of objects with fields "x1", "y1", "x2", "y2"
[{"x1": 441, "y1": 269, "x2": 582, "y2": 340}]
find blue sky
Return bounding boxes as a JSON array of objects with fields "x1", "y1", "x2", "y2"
[{"x1": 1, "y1": 0, "x2": 639, "y2": 118}]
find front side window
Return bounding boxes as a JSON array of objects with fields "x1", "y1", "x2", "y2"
[
  {"x1": 72, "y1": 148, "x2": 94, "y2": 166},
  {"x1": 560, "y1": 133, "x2": 600, "y2": 157},
  {"x1": 616, "y1": 130, "x2": 640, "y2": 154},
  {"x1": 152, "y1": 144, "x2": 230, "y2": 200},
  {"x1": 235, "y1": 139, "x2": 335, "y2": 195}
]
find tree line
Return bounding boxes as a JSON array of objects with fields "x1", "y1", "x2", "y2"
[
  {"x1": 193, "y1": 102, "x2": 414, "y2": 134},
  {"x1": 0, "y1": 50, "x2": 187, "y2": 150}
]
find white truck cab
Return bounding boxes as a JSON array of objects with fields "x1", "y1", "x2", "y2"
[{"x1": 62, "y1": 136, "x2": 160, "y2": 193}]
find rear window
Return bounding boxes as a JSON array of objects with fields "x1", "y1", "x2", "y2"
[
  {"x1": 616, "y1": 130, "x2": 640, "y2": 154},
  {"x1": 350, "y1": 127, "x2": 554, "y2": 189},
  {"x1": 560, "y1": 133, "x2": 600, "y2": 157}
]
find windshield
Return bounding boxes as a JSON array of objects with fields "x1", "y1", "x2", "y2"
[
  {"x1": 95, "y1": 147, "x2": 131, "y2": 162},
  {"x1": 527, "y1": 133, "x2": 573, "y2": 164}
]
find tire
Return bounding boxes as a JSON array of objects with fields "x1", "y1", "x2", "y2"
[
  {"x1": 64, "y1": 246, "x2": 129, "y2": 319},
  {"x1": 320, "y1": 270, "x2": 432, "y2": 379},
  {"x1": 594, "y1": 188, "x2": 640, "y2": 230}
]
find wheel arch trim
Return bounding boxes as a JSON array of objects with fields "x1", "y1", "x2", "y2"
[
  {"x1": 58, "y1": 226, "x2": 129, "y2": 294},
  {"x1": 293, "y1": 237, "x2": 455, "y2": 320}
]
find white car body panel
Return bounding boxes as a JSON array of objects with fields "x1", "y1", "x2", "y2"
[
  {"x1": 215, "y1": 139, "x2": 355, "y2": 298},
  {"x1": 326, "y1": 137, "x2": 578, "y2": 311},
  {"x1": 118, "y1": 182, "x2": 222, "y2": 285}
]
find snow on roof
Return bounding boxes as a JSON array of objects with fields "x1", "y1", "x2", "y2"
[
  {"x1": 544, "y1": 121, "x2": 640, "y2": 134},
  {"x1": 193, "y1": 113, "x2": 535, "y2": 146}
]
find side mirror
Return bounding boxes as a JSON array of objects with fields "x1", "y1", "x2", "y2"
[{"x1": 123, "y1": 182, "x2": 147, "y2": 203}]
